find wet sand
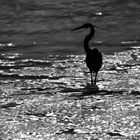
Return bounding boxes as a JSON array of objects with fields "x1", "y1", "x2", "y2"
[{"x1": 0, "y1": 48, "x2": 140, "y2": 139}]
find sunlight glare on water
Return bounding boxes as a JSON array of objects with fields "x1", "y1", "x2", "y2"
[{"x1": 0, "y1": 49, "x2": 140, "y2": 139}]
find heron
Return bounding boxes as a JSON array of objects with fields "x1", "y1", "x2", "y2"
[{"x1": 72, "y1": 23, "x2": 103, "y2": 85}]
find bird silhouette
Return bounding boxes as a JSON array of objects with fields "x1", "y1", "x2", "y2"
[{"x1": 72, "y1": 23, "x2": 103, "y2": 85}]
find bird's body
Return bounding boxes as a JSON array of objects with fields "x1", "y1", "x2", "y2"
[
  {"x1": 86, "y1": 48, "x2": 102, "y2": 74},
  {"x1": 72, "y1": 23, "x2": 103, "y2": 85}
]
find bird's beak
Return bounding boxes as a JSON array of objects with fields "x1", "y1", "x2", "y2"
[
  {"x1": 71, "y1": 25, "x2": 84, "y2": 31},
  {"x1": 94, "y1": 25, "x2": 106, "y2": 30}
]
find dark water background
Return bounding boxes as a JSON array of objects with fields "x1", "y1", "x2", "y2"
[{"x1": 0, "y1": 0, "x2": 140, "y2": 58}]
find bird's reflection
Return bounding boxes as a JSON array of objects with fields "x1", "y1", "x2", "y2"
[{"x1": 84, "y1": 83, "x2": 99, "y2": 92}]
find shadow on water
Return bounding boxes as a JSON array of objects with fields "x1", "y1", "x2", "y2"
[
  {"x1": 0, "y1": 102, "x2": 20, "y2": 109},
  {"x1": 10, "y1": 87, "x2": 54, "y2": 97},
  {"x1": 0, "y1": 73, "x2": 64, "y2": 80},
  {"x1": 69, "y1": 89, "x2": 126, "y2": 99},
  {"x1": 68, "y1": 85, "x2": 140, "y2": 100},
  {"x1": 130, "y1": 91, "x2": 140, "y2": 96},
  {"x1": 56, "y1": 128, "x2": 125, "y2": 138},
  {"x1": 10, "y1": 91, "x2": 53, "y2": 97},
  {"x1": 67, "y1": 84, "x2": 126, "y2": 100}
]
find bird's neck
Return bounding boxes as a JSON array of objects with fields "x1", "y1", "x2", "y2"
[{"x1": 84, "y1": 27, "x2": 95, "y2": 54}]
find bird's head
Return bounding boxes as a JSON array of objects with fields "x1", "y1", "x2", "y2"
[
  {"x1": 72, "y1": 23, "x2": 93, "y2": 31},
  {"x1": 71, "y1": 23, "x2": 104, "y2": 31}
]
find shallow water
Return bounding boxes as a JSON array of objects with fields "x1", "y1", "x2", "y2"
[
  {"x1": 0, "y1": 1, "x2": 140, "y2": 139},
  {"x1": 0, "y1": 49, "x2": 140, "y2": 139},
  {"x1": 0, "y1": 48, "x2": 139, "y2": 91}
]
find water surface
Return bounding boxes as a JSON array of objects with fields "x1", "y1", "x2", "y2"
[
  {"x1": 0, "y1": 1, "x2": 140, "y2": 139},
  {"x1": 0, "y1": 0, "x2": 140, "y2": 57}
]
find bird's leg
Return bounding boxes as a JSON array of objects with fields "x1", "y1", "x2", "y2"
[
  {"x1": 94, "y1": 72, "x2": 97, "y2": 85},
  {"x1": 90, "y1": 72, "x2": 93, "y2": 86}
]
